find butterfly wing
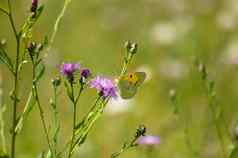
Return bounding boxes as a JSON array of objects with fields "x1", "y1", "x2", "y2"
[
  {"x1": 118, "y1": 72, "x2": 146, "y2": 99},
  {"x1": 118, "y1": 79, "x2": 137, "y2": 99},
  {"x1": 134, "y1": 72, "x2": 146, "y2": 86}
]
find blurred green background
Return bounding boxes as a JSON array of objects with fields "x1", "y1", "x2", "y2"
[{"x1": 1, "y1": 0, "x2": 238, "y2": 157}]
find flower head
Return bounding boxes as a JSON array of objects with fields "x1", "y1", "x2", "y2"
[
  {"x1": 60, "y1": 63, "x2": 80, "y2": 80},
  {"x1": 90, "y1": 76, "x2": 117, "y2": 98},
  {"x1": 136, "y1": 135, "x2": 160, "y2": 145},
  {"x1": 81, "y1": 68, "x2": 91, "y2": 79},
  {"x1": 31, "y1": 0, "x2": 38, "y2": 12}
]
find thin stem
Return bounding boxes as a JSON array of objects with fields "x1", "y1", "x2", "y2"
[
  {"x1": 34, "y1": 85, "x2": 53, "y2": 153},
  {"x1": 111, "y1": 128, "x2": 139, "y2": 158},
  {"x1": 6, "y1": 1, "x2": 20, "y2": 157},
  {"x1": 0, "y1": 7, "x2": 9, "y2": 16},
  {"x1": 203, "y1": 80, "x2": 227, "y2": 158},
  {"x1": 0, "y1": 71, "x2": 6, "y2": 153},
  {"x1": 68, "y1": 84, "x2": 84, "y2": 158},
  {"x1": 7, "y1": 0, "x2": 18, "y2": 40},
  {"x1": 57, "y1": 96, "x2": 101, "y2": 158},
  {"x1": 52, "y1": 87, "x2": 59, "y2": 157},
  {"x1": 49, "y1": 0, "x2": 72, "y2": 48},
  {"x1": 208, "y1": 95, "x2": 226, "y2": 158},
  {"x1": 70, "y1": 97, "x2": 108, "y2": 153},
  {"x1": 32, "y1": 64, "x2": 53, "y2": 154},
  {"x1": 119, "y1": 53, "x2": 134, "y2": 78},
  {"x1": 68, "y1": 83, "x2": 76, "y2": 158}
]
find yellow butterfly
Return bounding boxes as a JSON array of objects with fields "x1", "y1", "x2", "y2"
[{"x1": 118, "y1": 72, "x2": 146, "y2": 99}]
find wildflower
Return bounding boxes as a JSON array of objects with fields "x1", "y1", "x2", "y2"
[
  {"x1": 90, "y1": 76, "x2": 117, "y2": 98},
  {"x1": 81, "y1": 68, "x2": 91, "y2": 79},
  {"x1": 31, "y1": 0, "x2": 38, "y2": 12},
  {"x1": 60, "y1": 63, "x2": 80, "y2": 81},
  {"x1": 80, "y1": 68, "x2": 92, "y2": 84},
  {"x1": 136, "y1": 135, "x2": 160, "y2": 145}
]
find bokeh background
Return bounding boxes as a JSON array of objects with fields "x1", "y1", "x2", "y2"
[{"x1": 1, "y1": 0, "x2": 238, "y2": 157}]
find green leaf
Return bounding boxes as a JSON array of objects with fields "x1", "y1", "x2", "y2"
[
  {"x1": 0, "y1": 48, "x2": 14, "y2": 73},
  {"x1": 35, "y1": 63, "x2": 45, "y2": 82},
  {"x1": 15, "y1": 91, "x2": 36, "y2": 133},
  {"x1": 230, "y1": 146, "x2": 238, "y2": 158}
]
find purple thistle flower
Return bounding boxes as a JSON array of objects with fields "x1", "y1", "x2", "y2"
[
  {"x1": 60, "y1": 63, "x2": 80, "y2": 80},
  {"x1": 81, "y1": 68, "x2": 91, "y2": 79},
  {"x1": 90, "y1": 76, "x2": 117, "y2": 98},
  {"x1": 136, "y1": 135, "x2": 160, "y2": 145},
  {"x1": 31, "y1": 0, "x2": 38, "y2": 12}
]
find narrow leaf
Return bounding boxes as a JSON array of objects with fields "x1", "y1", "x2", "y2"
[
  {"x1": 15, "y1": 92, "x2": 36, "y2": 133},
  {"x1": 35, "y1": 63, "x2": 45, "y2": 82},
  {"x1": 0, "y1": 48, "x2": 14, "y2": 73}
]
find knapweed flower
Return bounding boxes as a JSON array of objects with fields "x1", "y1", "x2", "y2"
[
  {"x1": 136, "y1": 135, "x2": 160, "y2": 145},
  {"x1": 81, "y1": 68, "x2": 91, "y2": 79},
  {"x1": 80, "y1": 68, "x2": 92, "y2": 84},
  {"x1": 31, "y1": 0, "x2": 38, "y2": 12},
  {"x1": 60, "y1": 63, "x2": 80, "y2": 81},
  {"x1": 90, "y1": 76, "x2": 117, "y2": 98}
]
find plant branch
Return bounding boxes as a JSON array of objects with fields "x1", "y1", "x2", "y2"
[{"x1": 0, "y1": 7, "x2": 9, "y2": 16}]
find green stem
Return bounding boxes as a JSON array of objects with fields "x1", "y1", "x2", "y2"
[
  {"x1": 203, "y1": 80, "x2": 227, "y2": 158},
  {"x1": 52, "y1": 87, "x2": 59, "y2": 157},
  {"x1": 70, "y1": 97, "x2": 107, "y2": 154},
  {"x1": 32, "y1": 63, "x2": 53, "y2": 154},
  {"x1": 49, "y1": 0, "x2": 72, "y2": 47},
  {"x1": 68, "y1": 83, "x2": 76, "y2": 158},
  {"x1": 7, "y1": 1, "x2": 20, "y2": 157},
  {"x1": 111, "y1": 134, "x2": 138, "y2": 158},
  {"x1": 208, "y1": 95, "x2": 226, "y2": 158},
  {"x1": 0, "y1": 7, "x2": 9, "y2": 16},
  {"x1": 119, "y1": 53, "x2": 134, "y2": 78},
  {"x1": 0, "y1": 71, "x2": 6, "y2": 154},
  {"x1": 68, "y1": 83, "x2": 84, "y2": 158}
]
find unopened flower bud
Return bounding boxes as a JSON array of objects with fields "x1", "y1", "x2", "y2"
[
  {"x1": 51, "y1": 77, "x2": 61, "y2": 87},
  {"x1": 28, "y1": 42, "x2": 36, "y2": 53},
  {"x1": 31, "y1": 0, "x2": 38, "y2": 13},
  {"x1": 125, "y1": 41, "x2": 138, "y2": 54},
  {"x1": 169, "y1": 89, "x2": 177, "y2": 101},
  {"x1": 136, "y1": 125, "x2": 146, "y2": 138},
  {"x1": 198, "y1": 63, "x2": 207, "y2": 80}
]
